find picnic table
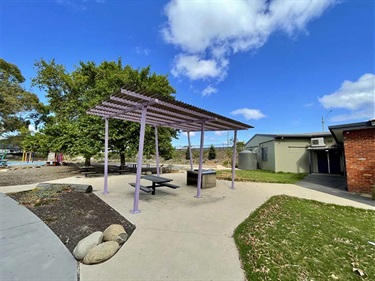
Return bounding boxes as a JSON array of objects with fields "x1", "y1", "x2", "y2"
[
  {"x1": 127, "y1": 163, "x2": 151, "y2": 169},
  {"x1": 79, "y1": 166, "x2": 97, "y2": 177},
  {"x1": 0, "y1": 159, "x2": 8, "y2": 167},
  {"x1": 129, "y1": 175, "x2": 179, "y2": 195}
]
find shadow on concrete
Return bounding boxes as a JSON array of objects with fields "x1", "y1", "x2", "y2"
[{"x1": 296, "y1": 174, "x2": 374, "y2": 208}]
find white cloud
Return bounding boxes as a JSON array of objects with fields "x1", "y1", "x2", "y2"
[
  {"x1": 214, "y1": 131, "x2": 225, "y2": 136},
  {"x1": 182, "y1": 131, "x2": 196, "y2": 137},
  {"x1": 202, "y1": 85, "x2": 218, "y2": 96},
  {"x1": 231, "y1": 108, "x2": 266, "y2": 120},
  {"x1": 56, "y1": 0, "x2": 104, "y2": 10},
  {"x1": 162, "y1": 0, "x2": 337, "y2": 81},
  {"x1": 330, "y1": 110, "x2": 374, "y2": 123},
  {"x1": 134, "y1": 46, "x2": 151, "y2": 56},
  {"x1": 171, "y1": 55, "x2": 227, "y2": 80},
  {"x1": 319, "y1": 73, "x2": 375, "y2": 121},
  {"x1": 303, "y1": 103, "x2": 314, "y2": 107}
]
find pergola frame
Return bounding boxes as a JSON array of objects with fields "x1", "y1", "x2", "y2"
[{"x1": 88, "y1": 87, "x2": 253, "y2": 214}]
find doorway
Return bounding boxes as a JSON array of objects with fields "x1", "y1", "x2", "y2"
[
  {"x1": 317, "y1": 151, "x2": 328, "y2": 173},
  {"x1": 316, "y1": 150, "x2": 341, "y2": 174}
]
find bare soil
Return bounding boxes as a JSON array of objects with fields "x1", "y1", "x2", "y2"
[
  {"x1": 0, "y1": 163, "x2": 81, "y2": 187},
  {"x1": 8, "y1": 186, "x2": 135, "y2": 253}
]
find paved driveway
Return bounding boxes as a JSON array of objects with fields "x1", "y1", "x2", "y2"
[{"x1": 296, "y1": 173, "x2": 373, "y2": 206}]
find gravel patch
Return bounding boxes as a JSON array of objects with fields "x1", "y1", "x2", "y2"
[{"x1": 0, "y1": 164, "x2": 81, "y2": 187}]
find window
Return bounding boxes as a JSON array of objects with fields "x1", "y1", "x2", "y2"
[{"x1": 261, "y1": 147, "x2": 268, "y2": 161}]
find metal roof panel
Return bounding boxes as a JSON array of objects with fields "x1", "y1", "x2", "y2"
[{"x1": 87, "y1": 87, "x2": 253, "y2": 132}]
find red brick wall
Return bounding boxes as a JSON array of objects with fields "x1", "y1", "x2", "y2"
[{"x1": 344, "y1": 128, "x2": 375, "y2": 193}]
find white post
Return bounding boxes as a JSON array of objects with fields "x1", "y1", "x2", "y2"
[
  {"x1": 327, "y1": 150, "x2": 331, "y2": 174},
  {"x1": 195, "y1": 122, "x2": 205, "y2": 198},
  {"x1": 187, "y1": 131, "x2": 193, "y2": 170},
  {"x1": 231, "y1": 130, "x2": 237, "y2": 189},
  {"x1": 131, "y1": 106, "x2": 147, "y2": 214},
  {"x1": 103, "y1": 117, "x2": 109, "y2": 194},
  {"x1": 154, "y1": 126, "x2": 160, "y2": 176}
]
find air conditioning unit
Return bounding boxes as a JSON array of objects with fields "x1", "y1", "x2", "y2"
[{"x1": 311, "y1": 137, "x2": 325, "y2": 147}]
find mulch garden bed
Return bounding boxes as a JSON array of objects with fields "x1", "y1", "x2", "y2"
[{"x1": 8, "y1": 186, "x2": 136, "y2": 253}]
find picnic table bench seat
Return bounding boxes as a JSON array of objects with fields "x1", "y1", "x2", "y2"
[
  {"x1": 129, "y1": 183, "x2": 153, "y2": 193},
  {"x1": 160, "y1": 182, "x2": 180, "y2": 189},
  {"x1": 129, "y1": 177, "x2": 180, "y2": 194},
  {"x1": 81, "y1": 171, "x2": 98, "y2": 177}
]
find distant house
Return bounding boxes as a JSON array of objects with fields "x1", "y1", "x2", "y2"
[
  {"x1": 329, "y1": 119, "x2": 375, "y2": 194},
  {"x1": 245, "y1": 132, "x2": 343, "y2": 174}
]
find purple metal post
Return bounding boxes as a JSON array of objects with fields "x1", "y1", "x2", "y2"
[
  {"x1": 131, "y1": 105, "x2": 148, "y2": 214},
  {"x1": 154, "y1": 126, "x2": 160, "y2": 176},
  {"x1": 103, "y1": 117, "x2": 109, "y2": 194},
  {"x1": 187, "y1": 131, "x2": 193, "y2": 170},
  {"x1": 195, "y1": 122, "x2": 205, "y2": 198},
  {"x1": 231, "y1": 130, "x2": 237, "y2": 189}
]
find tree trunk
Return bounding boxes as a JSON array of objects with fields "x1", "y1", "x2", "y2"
[
  {"x1": 120, "y1": 152, "x2": 126, "y2": 169},
  {"x1": 84, "y1": 156, "x2": 91, "y2": 166}
]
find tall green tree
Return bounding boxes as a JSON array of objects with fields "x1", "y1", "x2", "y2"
[
  {"x1": 0, "y1": 59, "x2": 46, "y2": 137},
  {"x1": 32, "y1": 58, "x2": 177, "y2": 166}
]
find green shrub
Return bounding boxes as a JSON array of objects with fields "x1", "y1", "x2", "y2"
[
  {"x1": 185, "y1": 147, "x2": 190, "y2": 160},
  {"x1": 208, "y1": 145, "x2": 216, "y2": 160}
]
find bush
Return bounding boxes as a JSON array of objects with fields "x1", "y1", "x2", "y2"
[
  {"x1": 208, "y1": 145, "x2": 216, "y2": 160},
  {"x1": 185, "y1": 147, "x2": 190, "y2": 160}
]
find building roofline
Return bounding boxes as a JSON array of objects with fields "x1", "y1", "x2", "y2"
[
  {"x1": 329, "y1": 119, "x2": 374, "y2": 131},
  {"x1": 329, "y1": 119, "x2": 375, "y2": 143},
  {"x1": 245, "y1": 132, "x2": 332, "y2": 146}
]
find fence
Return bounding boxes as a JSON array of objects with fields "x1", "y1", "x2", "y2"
[{"x1": 174, "y1": 144, "x2": 232, "y2": 150}]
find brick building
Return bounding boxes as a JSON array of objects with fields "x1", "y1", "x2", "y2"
[{"x1": 329, "y1": 120, "x2": 375, "y2": 194}]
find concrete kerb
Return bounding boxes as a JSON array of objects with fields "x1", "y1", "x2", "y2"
[{"x1": 1, "y1": 172, "x2": 374, "y2": 281}]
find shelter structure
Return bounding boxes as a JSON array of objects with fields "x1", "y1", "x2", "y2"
[{"x1": 88, "y1": 87, "x2": 252, "y2": 213}]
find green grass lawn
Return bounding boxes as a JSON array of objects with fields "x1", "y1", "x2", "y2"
[
  {"x1": 216, "y1": 169, "x2": 306, "y2": 184},
  {"x1": 234, "y1": 195, "x2": 375, "y2": 280}
]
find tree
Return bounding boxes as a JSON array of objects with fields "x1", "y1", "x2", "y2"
[
  {"x1": 208, "y1": 144, "x2": 216, "y2": 160},
  {"x1": 32, "y1": 58, "x2": 177, "y2": 166},
  {"x1": 185, "y1": 146, "x2": 190, "y2": 160},
  {"x1": 21, "y1": 132, "x2": 50, "y2": 156},
  {"x1": 236, "y1": 141, "x2": 246, "y2": 153},
  {"x1": 0, "y1": 59, "x2": 46, "y2": 138}
]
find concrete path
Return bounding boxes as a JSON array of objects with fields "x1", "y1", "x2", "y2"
[
  {"x1": 296, "y1": 174, "x2": 373, "y2": 206},
  {"x1": 0, "y1": 192, "x2": 78, "y2": 281},
  {"x1": 35, "y1": 173, "x2": 374, "y2": 281},
  {"x1": 1, "y1": 172, "x2": 373, "y2": 281}
]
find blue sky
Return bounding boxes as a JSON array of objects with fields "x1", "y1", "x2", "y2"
[{"x1": 1, "y1": 0, "x2": 374, "y2": 147}]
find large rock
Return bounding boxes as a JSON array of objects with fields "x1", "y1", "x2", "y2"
[
  {"x1": 82, "y1": 241, "x2": 120, "y2": 264},
  {"x1": 103, "y1": 224, "x2": 128, "y2": 244},
  {"x1": 73, "y1": 231, "x2": 103, "y2": 260}
]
